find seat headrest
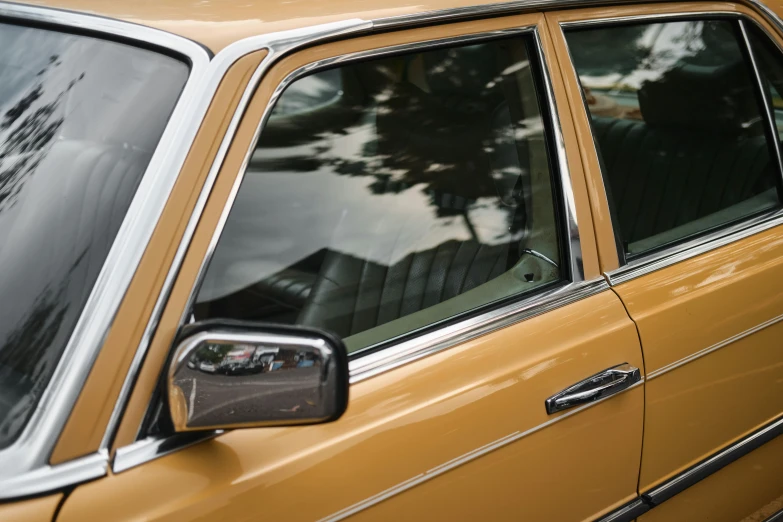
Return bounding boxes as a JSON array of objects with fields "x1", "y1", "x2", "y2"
[{"x1": 638, "y1": 61, "x2": 759, "y2": 133}]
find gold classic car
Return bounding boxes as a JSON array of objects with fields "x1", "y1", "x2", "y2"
[{"x1": 2, "y1": 0, "x2": 783, "y2": 520}]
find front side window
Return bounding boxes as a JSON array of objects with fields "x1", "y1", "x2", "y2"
[
  {"x1": 566, "y1": 19, "x2": 783, "y2": 257},
  {"x1": 194, "y1": 35, "x2": 565, "y2": 355},
  {"x1": 0, "y1": 25, "x2": 189, "y2": 449}
]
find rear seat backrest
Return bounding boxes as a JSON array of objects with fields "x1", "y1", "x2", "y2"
[{"x1": 591, "y1": 61, "x2": 775, "y2": 247}]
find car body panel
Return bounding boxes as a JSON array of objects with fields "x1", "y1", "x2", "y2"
[
  {"x1": 57, "y1": 291, "x2": 644, "y2": 522},
  {"x1": 617, "y1": 224, "x2": 783, "y2": 492},
  {"x1": 49, "y1": 50, "x2": 268, "y2": 464},
  {"x1": 550, "y1": 0, "x2": 783, "y2": 517},
  {"x1": 0, "y1": 494, "x2": 61, "y2": 522}
]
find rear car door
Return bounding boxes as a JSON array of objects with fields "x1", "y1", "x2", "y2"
[
  {"x1": 550, "y1": 3, "x2": 783, "y2": 520},
  {"x1": 57, "y1": 12, "x2": 646, "y2": 522}
]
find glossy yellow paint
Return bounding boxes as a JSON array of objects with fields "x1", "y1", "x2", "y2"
[
  {"x1": 51, "y1": 51, "x2": 268, "y2": 464},
  {"x1": 618, "y1": 225, "x2": 783, "y2": 491},
  {"x1": 0, "y1": 494, "x2": 62, "y2": 522},
  {"x1": 58, "y1": 291, "x2": 644, "y2": 522},
  {"x1": 639, "y1": 428, "x2": 783, "y2": 522}
]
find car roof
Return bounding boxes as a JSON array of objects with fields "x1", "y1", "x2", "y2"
[
  {"x1": 25, "y1": 0, "x2": 514, "y2": 54},
  {"x1": 24, "y1": 0, "x2": 783, "y2": 55}
]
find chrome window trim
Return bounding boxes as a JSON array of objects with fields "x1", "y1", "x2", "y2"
[
  {"x1": 110, "y1": 22, "x2": 599, "y2": 472},
  {"x1": 349, "y1": 279, "x2": 605, "y2": 383},
  {"x1": 176, "y1": 25, "x2": 585, "y2": 361},
  {"x1": 557, "y1": 11, "x2": 783, "y2": 286},
  {"x1": 0, "y1": 0, "x2": 211, "y2": 500}
]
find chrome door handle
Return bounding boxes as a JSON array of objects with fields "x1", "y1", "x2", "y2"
[{"x1": 545, "y1": 363, "x2": 641, "y2": 414}]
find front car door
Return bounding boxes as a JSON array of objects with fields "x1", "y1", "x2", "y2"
[
  {"x1": 56, "y1": 11, "x2": 646, "y2": 522},
  {"x1": 550, "y1": 2, "x2": 783, "y2": 520}
]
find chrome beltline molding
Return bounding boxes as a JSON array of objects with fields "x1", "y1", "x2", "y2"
[
  {"x1": 0, "y1": 0, "x2": 211, "y2": 498},
  {"x1": 647, "y1": 310, "x2": 783, "y2": 380},
  {"x1": 319, "y1": 379, "x2": 644, "y2": 522},
  {"x1": 349, "y1": 279, "x2": 606, "y2": 383}
]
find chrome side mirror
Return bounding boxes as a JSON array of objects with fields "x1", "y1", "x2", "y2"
[{"x1": 167, "y1": 321, "x2": 349, "y2": 431}]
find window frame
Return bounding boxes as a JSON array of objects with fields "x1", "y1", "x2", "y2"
[
  {"x1": 555, "y1": 7, "x2": 783, "y2": 284},
  {"x1": 108, "y1": 14, "x2": 605, "y2": 475},
  {"x1": 190, "y1": 28, "x2": 578, "y2": 362}
]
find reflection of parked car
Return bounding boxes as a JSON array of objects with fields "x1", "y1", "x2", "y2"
[{"x1": 198, "y1": 361, "x2": 217, "y2": 374}]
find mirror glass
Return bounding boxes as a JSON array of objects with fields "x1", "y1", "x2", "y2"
[{"x1": 168, "y1": 324, "x2": 348, "y2": 431}]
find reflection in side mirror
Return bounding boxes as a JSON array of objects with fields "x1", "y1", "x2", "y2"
[{"x1": 167, "y1": 322, "x2": 349, "y2": 431}]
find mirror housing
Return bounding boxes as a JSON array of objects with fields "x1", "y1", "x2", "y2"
[{"x1": 167, "y1": 321, "x2": 349, "y2": 431}]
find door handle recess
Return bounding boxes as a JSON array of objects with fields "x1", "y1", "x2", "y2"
[{"x1": 545, "y1": 363, "x2": 641, "y2": 415}]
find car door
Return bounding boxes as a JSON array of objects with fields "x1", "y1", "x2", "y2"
[
  {"x1": 549, "y1": 3, "x2": 783, "y2": 520},
  {"x1": 57, "y1": 12, "x2": 645, "y2": 522}
]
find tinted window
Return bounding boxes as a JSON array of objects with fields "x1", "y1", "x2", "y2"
[
  {"x1": 748, "y1": 24, "x2": 783, "y2": 140},
  {"x1": 0, "y1": 25, "x2": 188, "y2": 449},
  {"x1": 566, "y1": 20, "x2": 782, "y2": 257},
  {"x1": 194, "y1": 36, "x2": 564, "y2": 354}
]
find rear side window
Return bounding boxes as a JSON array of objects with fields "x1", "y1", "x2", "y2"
[
  {"x1": 0, "y1": 25, "x2": 188, "y2": 449},
  {"x1": 565, "y1": 19, "x2": 783, "y2": 258},
  {"x1": 194, "y1": 35, "x2": 566, "y2": 354}
]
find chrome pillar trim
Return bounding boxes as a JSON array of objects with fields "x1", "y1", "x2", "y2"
[
  {"x1": 740, "y1": 19, "x2": 783, "y2": 183},
  {"x1": 349, "y1": 279, "x2": 608, "y2": 383},
  {"x1": 533, "y1": 27, "x2": 584, "y2": 282},
  {"x1": 103, "y1": 19, "x2": 371, "y2": 448},
  {"x1": 595, "y1": 498, "x2": 651, "y2": 522},
  {"x1": 644, "y1": 414, "x2": 783, "y2": 506},
  {"x1": 647, "y1": 310, "x2": 783, "y2": 380},
  {"x1": 0, "y1": 451, "x2": 107, "y2": 499},
  {"x1": 318, "y1": 379, "x2": 643, "y2": 522},
  {"x1": 765, "y1": 507, "x2": 783, "y2": 522},
  {"x1": 113, "y1": 432, "x2": 219, "y2": 474},
  {"x1": 0, "y1": 0, "x2": 211, "y2": 493}
]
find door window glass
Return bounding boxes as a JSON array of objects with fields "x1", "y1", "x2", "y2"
[
  {"x1": 565, "y1": 20, "x2": 782, "y2": 257},
  {"x1": 194, "y1": 35, "x2": 565, "y2": 354}
]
